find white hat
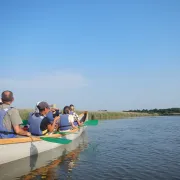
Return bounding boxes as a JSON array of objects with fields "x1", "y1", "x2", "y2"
[{"x1": 35, "y1": 101, "x2": 41, "y2": 113}]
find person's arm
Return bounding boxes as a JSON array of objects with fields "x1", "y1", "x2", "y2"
[
  {"x1": 74, "y1": 112, "x2": 83, "y2": 126},
  {"x1": 10, "y1": 108, "x2": 31, "y2": 137},
  {"x1": 13, "y1": 125, "x2": 31, "y2": 136},
  {"x1": 69, "y1": 115, "x2": 78, "y2": 129},
  {"x1": 70, "y1": 122, "x2": 78, "y2": 129},
  {"x1": 50, "y1": 108, "x2": 59, "y2": 112},
  {"x1": 47, "y1": 116, "x2": 60, "y2": 132},
  {"x1": 77, "y1": 120, "x2": 83, "y2": 126}
]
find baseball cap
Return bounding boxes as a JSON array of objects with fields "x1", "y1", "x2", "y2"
[{"x1": 37, "y1": 101, "x2": 50, "y2": 110}]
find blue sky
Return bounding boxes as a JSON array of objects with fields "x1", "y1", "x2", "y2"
[{"x1": 1, "y1": 0, "x2": 180, "y2": 111}]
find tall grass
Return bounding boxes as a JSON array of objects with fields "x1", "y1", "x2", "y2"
[
  {"x1": 78, "y1": 111, "x2": 158, "y2": 120},
  {"x1": 19, "y1": 109, "x2": 33, "y2": 120},
  {"x1": 18, "y1": 109, "x2": 158, "y2": 120}
]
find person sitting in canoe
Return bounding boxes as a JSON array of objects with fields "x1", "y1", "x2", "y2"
[
  {"x1": 34, "y1": 102, "x2": 60, "y2": 123},
  {"x1": 0, "y1": 90, "x2": 31, "y2": 138},
  {"x1": 59, "y1": 106, "x2": 77, "y2": 131},
  {"x1": 69, "y1": 104, "x2": 83, "y2": 126},
  {"x1": 28, "y1": 101, "x2": 60, "y2": 136}
]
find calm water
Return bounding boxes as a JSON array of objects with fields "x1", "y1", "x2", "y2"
[{"x1": 1, "y1": 116, "x2": 180, "y2": 180}]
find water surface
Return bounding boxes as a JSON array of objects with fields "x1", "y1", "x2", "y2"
[{"x1": 1, "y1": 116, "x2": 180, "y2": 180}]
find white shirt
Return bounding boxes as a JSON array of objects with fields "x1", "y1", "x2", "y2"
[{"x1": 68, "y1": 114, "x2": 74, "y2": 123}]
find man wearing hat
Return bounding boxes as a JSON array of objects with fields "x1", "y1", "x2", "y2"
[
  {"x1": 34, "y1": 102, "x2": 60, "y2": 123},
  {"x1": 28, "y1": 101, "x2": 60, "y2": 136}
]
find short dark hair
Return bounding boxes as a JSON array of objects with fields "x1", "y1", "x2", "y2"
[
  {"x1": 63, "y1": 106, "x2": 70, "y2": 114},
  {"x1": 69, "y1": 104, "x2": 74, "y2": 107},
  {"x1": 1, "y1": 91, "x2": 14, "y2": 102}
]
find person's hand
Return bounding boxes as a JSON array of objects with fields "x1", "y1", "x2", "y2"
[
  {"x1": 27, "y1": 132, "x2": 31, "y2": 137},
  {"x1": 51, "y1": 108, "x2": 59, "y2": 112},
  {"x1": 54, "y1": 116, "x2": 60, "y2": 122},
  {"x1": 73, "y1": 126, "x2": 78, "y2": 129},
  {"x1": 51, "y1": 108, "x2": 56, "y2": 112}
]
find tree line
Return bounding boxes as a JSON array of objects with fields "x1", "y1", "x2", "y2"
[{"x1": 123, "y1": 108, "x2": 180, "y2": 115}]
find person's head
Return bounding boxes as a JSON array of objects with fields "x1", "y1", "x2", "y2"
[
  {"x1": 37, "y1": 101, "x2": 50, "y2": 115},
  {"x1": 63, "y1": 106, "x2": 70, "y2": 114},
  {"x1": 69, "y1": 104, "x2": 74, "y2": 111},
  {"x1": 1, "y1": 90, "x2": 14, "y2": 104}
]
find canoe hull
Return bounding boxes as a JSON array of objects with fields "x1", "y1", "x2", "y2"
[
  {"x1": 0, "y1": 131, "x2": 88, "y2": 180},
  {"x1": 0, "y1": 112, "x2": 88, "y2": 165},
  {"x1": 0, "y1": 126, "x2": 86, "y2": 165}
]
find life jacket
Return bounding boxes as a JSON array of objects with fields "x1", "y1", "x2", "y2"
[
  {"x1": 59, "y1": 114, "x2": 72, "y2": 131},
  {"x1": 28, "y1": 113, "x2": 46, "y2": 136},
  {"x1": 0, "y1": 107, "x2": 16, "y2": 139}
]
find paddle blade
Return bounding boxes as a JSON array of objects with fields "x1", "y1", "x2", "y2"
[
  {"x1": 58, "y1": 131, "x2": 78, "y2": 135},
  {"x1": 21, "y1": 120, "x2": 28, "y2": 126},
  {"x1": 40, "y1": 137, "x2": 72, "y2": 144},
  {"x1": 84, "y1": 120, "x2": 98, "y2": 126}
]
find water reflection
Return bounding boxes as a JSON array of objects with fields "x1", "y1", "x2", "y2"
[
  {"x1": 30, "y1": 142, "x2": 38, "y2": 171},
  {"x1": 19, "y1": 133, "x2": 88, "y2": 180},
  {"x1": 2, "y1": 117, "x2": 180, "y2": 180}
]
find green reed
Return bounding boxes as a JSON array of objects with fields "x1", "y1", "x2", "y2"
[{"x1": 18, "y1": 109, "x2": 158, "y2": 120}]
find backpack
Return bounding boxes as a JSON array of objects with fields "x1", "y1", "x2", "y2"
[{"x1": 0, "y1": 107, "x2": 16, "y2": 138}]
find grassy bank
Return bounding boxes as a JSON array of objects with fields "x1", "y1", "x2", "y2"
[
  {"x1": 84, "y1": 111, "x2": 158, "y2": 120},
  {"x1": 18, "y1": 109, "x2": 158, "y2": 120}
]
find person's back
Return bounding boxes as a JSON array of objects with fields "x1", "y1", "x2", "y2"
[
  {"x1": 0, "y1": 90, "x2": 31, "y2": 138},
  {"x1": 59, "y1": 106, "x2": 77, "y2": 131},
  {"x1": 28, "y1": 112, "x2": 47, "y2": 135},
  {"x1": 0, "y1": 103, "x2": 16, "y2": 138}
]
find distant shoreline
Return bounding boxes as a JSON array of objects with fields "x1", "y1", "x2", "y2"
[{"x1": 18, "y1": 109, "x2": 160, "y2": 120}]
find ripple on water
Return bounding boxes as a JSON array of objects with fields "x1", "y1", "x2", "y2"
[{"x1": 11, "y1": 116, "x2": 180, "y2": 180}]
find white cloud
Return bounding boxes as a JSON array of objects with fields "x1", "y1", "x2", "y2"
[
  {"x1": 0, "y1": 71, "x2": 89, "y2": 90},
  {"x1": 0, "y1": 71, "x2": 90, "y2": 108}
]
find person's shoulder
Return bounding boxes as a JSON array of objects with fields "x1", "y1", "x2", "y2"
[
  {"x1": 8, "y1": 107, "x2": 19, "y2": 113},
  {"x1": 68, "y1": 114, "x2": 73, "y2": 119},
  {"x1": 6, "y1": 107, "x2": 20, "y2": 117},
  {"x1": 68, "y1": 114, "x2": 74, "y2": 121},
  {"x1": 42, "y1": 116, "x2": 50, "y2": 122},
  {"x1": 41, "y1": 116, "x2": 51, "y2": 125}
]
